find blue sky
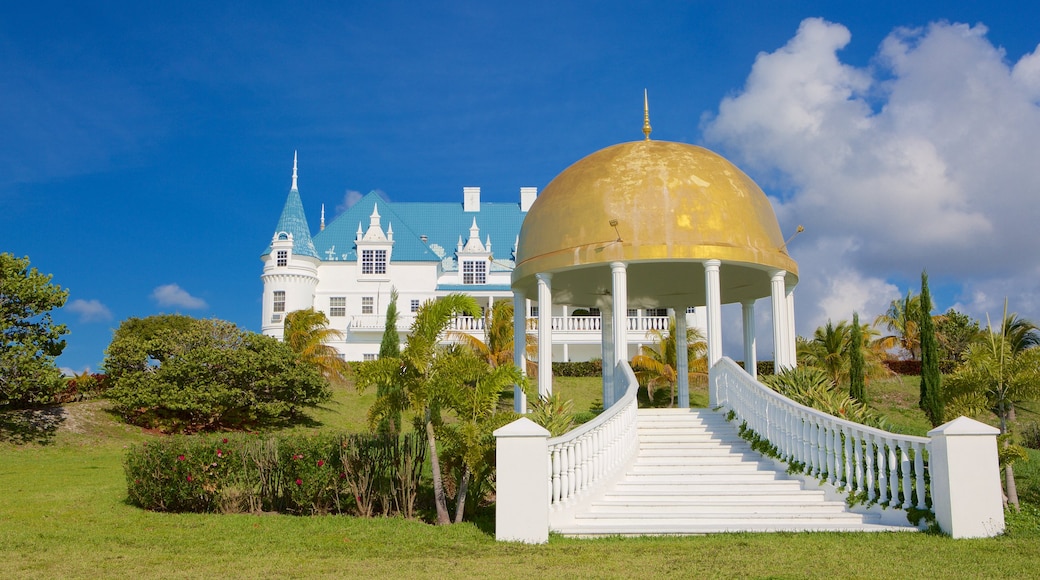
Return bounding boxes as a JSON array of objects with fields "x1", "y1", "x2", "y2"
[{"x1": 4, "y1": 1, "x2": 1040, "y2": 373}]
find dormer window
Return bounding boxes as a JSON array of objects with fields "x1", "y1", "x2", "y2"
[
  {"x1": 462, "y1": 260, "x2": 487, "y2": 284},
  {"x1": 276, "y1": 250, "x2": 288, "y2": 267},
  {"x1": 362, "y1": 249, "x2": 387, "y2": 275}
]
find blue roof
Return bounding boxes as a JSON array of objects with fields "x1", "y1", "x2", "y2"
[
  {"x1": 264, "y1": 187, "x2": 318, "y2": 258},
  {"x1": 313, "y1": 191, "x2": 526, "y2": 268}
]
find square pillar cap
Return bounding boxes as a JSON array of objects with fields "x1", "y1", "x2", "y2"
[
  {"x1": 494, "y1": 417, "x2": 551, "y2": 438},
  {"x1": 928, "y1": 416, "x2": 1001, "y2": 437}
]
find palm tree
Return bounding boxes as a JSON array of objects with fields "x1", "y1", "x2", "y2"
[
  {"x1": 450, "y1": 300, "x2": 537, "y2": 373},
  {"x1": 434, "y1": 346, "x2": 521, "y2": 522},
  {"x1": 283, "y1": 308, "x2": 350, "y2": 386},
  {"x1": 799, "y1": 319, "x2": 891, "y2": 388},
  {"x1": 1000, "y1": 313, "x2": 1040, "y2": 353},
  {"x1": 874, "y1": 291, "x2": 922, "y2": 359},
  {"x1": 630, "y1": 317, "x2": 707, "y2": 407},
  {"x1": 355, "y1": 294, "x2": 481, "y2": 525},
  {"x1": 946, "y1": 302, "x2": 1040, "y2": 510}
]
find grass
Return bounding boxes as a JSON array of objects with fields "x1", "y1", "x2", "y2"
[{"x1": 2, "y1": 373, "x2": 1040, "y2": 578}]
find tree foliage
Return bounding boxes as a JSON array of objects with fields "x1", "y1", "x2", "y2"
[
  {"x1": 762, "y1": 366, "x2": 886, "y2": 428},
  {"x1": 105, "y1": 316, "x2": 329, "y2": 433},
  {"x1": 0, "y1": 253, "x2": 69, "y2": 408},
  {"x1": 919, "y1": 272, "x2": 944, "y2": 427},
  {"x1": 946, "y1": 302, "x2": 1040, "y2": 509},
  {"x1": 378, "y1": 288, "x2": 400, "y2": 360},
  {"x1": 283, "y1": 308, "x2": 349, "y2": 386},
  {"x1": 630, "y1": 317, "x2": 707, "y2": 407},
  {"x1": 874, "y1": 290, "x2": 922, "y2": 360},
  {"x1": 935, "y1": 308, "x2": 981, "y2": 372},
  {"x1": 797, "y1": 318, "x2": 889, "y2": 388}
]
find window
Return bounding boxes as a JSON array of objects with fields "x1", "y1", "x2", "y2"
[
  {"x1": 627, "y1": 309, "x2": 638, "y2": 317},
  {"x1": 363, "y1": 353, "x2": 377, "y2": 362},
  {"x1": 410, "y1": 299, "x2": 420, "y2": 313},
  {"x1": 589, "y1": 307, "x2": 601, "y2": 317},
  {"x1": 462, "y1": 260, "x2": 487, "y2": 284},
  {"x1": 276, "y1": 250, "x2": 287, "y2": 267},
  {"x1": 361, "y1": 249, "x2": 387, "y2": 275},
  {"x1": 645, "y1": 308, "x2": 667, "y2": 317},
  {"x1": 530, "y1": 306, "x2": 539, "y2": 317},
  {"x1": 362, "y1": 296, "x2": 374, "y2": 314},
  {"x1": 686, "y1": 306, "x2": 696, "y2": 314},
  {"x1": 329, "y1": 297, "x2": 346, "y2": 317},
  {"x1": 273, "y1": 291, "x2": 285, "y2": 313}
]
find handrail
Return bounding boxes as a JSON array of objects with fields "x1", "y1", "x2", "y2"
[
  {"x1": 712, "y1": 357, "x2": 930, "y2": 511},
  {"x1": 545, "y1": 360, "x2": 640, "y2": 509}
]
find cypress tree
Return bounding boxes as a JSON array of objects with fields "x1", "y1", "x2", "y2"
[
  {"x1": 376, "y1": 288, "x2": 401, "y2": 433},
  {"x1": 849, "y1": 312, "x2": 866, "y2": 403},
  {"x1": 378, "y1": 288, "x2": 400, "y2": 359},
  {"x1": 919, "y1": 271, "x2": 944, "y2": 426}
]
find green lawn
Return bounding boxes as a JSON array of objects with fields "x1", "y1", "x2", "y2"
[{"x1": 2, "y1": 374, "x2": 1040, "y2": 578}]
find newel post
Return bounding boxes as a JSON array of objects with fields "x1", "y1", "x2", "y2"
[
  {"x1": 494, "y1": 418, "x2": 551, "y2": 543},
  {"x1": 927, "y1": 417, "x2": 1005, "y2": 538}
]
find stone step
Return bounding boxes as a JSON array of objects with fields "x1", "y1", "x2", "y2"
[
  {"x1": 552, "y1": 521, "x2": 914, "y2": 536},
  {"x1": 598, "y1": 490, "x2": 828, "y2": 502},
  {"x1": 637, "y1": 446, "x2": 754, "y2": 456},
  {"x1": 585, "y1": 501, "x2": 851, "y2": 515},
  {"x1": 628, "y1": 463, "x2": 768, "y2": 475}
]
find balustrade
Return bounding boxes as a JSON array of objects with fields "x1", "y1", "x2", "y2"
[
  {"x1": 545, "y1": 360, "x2": 640, "y2": 509},
  {"x1": 712, "y1": 357, "x2": 930, "y2": 511}
]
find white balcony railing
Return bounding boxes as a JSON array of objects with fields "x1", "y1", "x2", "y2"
[{"x1": 351, "y1": 315, "x2": 672, "y2": 336}]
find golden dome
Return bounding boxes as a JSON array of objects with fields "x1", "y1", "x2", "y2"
[{"x1": 512, "y1": 140, "x2": 798, "y2": 307}]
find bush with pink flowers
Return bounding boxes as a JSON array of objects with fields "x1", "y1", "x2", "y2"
[{"x1": 124, "y1": 431, "x2": 425, "y2": 516}]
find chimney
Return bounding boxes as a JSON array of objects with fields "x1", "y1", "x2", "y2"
[
  {"x1": 464, "y1": 186, "x2": 481, "y2": 212},
  {"x1": 520, "y1": 187, "x2": 538, "y2": 212}
]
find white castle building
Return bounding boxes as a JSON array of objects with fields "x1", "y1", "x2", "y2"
[{"x1": 260, "y1": 153, "x2": 706, "y2": 362}]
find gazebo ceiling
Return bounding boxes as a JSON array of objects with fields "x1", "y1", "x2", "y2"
[{"x1": 512, "y1": 139, "x2": 798, "y2": 304}]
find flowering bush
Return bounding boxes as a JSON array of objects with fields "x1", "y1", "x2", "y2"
[{"x1": 124, "y1": 431, "x2": 425, "y2": 517}]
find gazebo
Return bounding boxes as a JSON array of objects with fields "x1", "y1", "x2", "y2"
[{"x1": 510, "y1": 106, "x2": 799, "y2": 410}]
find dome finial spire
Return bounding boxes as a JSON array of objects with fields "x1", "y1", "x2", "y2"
[
  {"x1": 291, "y1": 150, "x2": 299, "y2": 191},
  {"x1": 642, "y1": 89, "x2": 652, "y2": 141}
]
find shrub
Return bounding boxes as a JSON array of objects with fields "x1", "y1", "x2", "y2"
[
  {"x1": 552, "y1": 360, "x2": 602, "y2": 377},
  {"x1": 1022, "y1": 423, "x2": 1040, "y2": 451},
  {"x1": 105, "y1": 317, "x2": 330, "y2": 433},
  {"x1": 884, "y1": 359, "x2": 922, "y2": 375},
  {"x1": 124, "y1": 431, "x2": 425, "y2": 517}
]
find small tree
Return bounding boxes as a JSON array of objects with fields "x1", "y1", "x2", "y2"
[
  {"x1": 947, "y1": 301, "x2": 1040, "y2": 510},
  {"x1": 0, "y1": 254, "x2": 69, "y2": 408},
  {"x1": 105, "y1": 316, "x2": 329, "y2": 432},
  {"x1": 376, "y1": 289, "x2": 401, "y2": 433},
  {"x1": 849, "y1": 312, "x2": 865, "y2": 403},
  {"x1": 919, "y1": 271, "x2": 944, "y2": 426},
  {"x1": 630, "y1": 317, "x2": 707, "y2": 407},
  {"x1": 378, "y1": 288, "x2": 400, "y2": 360},
  {"x1": 935, "y1": 308, "x2": 981, "y2": 372}
]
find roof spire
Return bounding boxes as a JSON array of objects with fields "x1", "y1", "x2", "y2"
[
  {"x1": 320, "y1": 203, "x2": 325, "y2": 231},
  {"x1": 642, "y1": 89, "x2": 652, "y2": 141},
  {"x1": 291, "y1": 150, "x2": 299, "y2": 191}
]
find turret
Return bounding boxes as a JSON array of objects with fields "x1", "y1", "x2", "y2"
[{"x1": 261, "y1": 152, "x2": 320, "y2": 338}]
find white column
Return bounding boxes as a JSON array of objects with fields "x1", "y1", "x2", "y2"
[
  {"x1": 611, "y1": 262, "x2": 629, "y2": 371},
  {"x1": 770, "y1": 270, "x2": 789, "y2": 371},
  {"x1": 928, "y1": 417, "x2": 1005, "y2": 538},
  {"x1": 536, "y1": 273, "x2": 553, "y2": 400},
  {"x1": 600, "y1": 303, "x2": 615, "y2": 408},
  {"x1": 675, "y1": 308, "x2": 690, "y2": 408},
  {"x1": 786, "y1": 287, "x2": 798, "y2": 369},
  {"x1": 704, "y1": 260, "x2": 723, "y2": 367},
  {"x1": 742, "y1": 300, "x2": 757, "y2": 379},
  {"x1": 562, "y1": 343, "x2": 569, "y2": 363},
  {"x1": 512, "y1": 290, "x2": 528, "y2": 414}
]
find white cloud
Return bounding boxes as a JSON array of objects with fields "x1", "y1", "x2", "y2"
[
  {"x1": 151, "y1": 284, "x2": 207, "y2": 310},
  {"x1": 66, "y1": 298, "x2": 112, "y2": 322},
  {"x1": 336, "y1": 189, "x2": 364, "y2": 215},
  {"x1": 703, "y1": 18, "x2": 1040, "y2": 337}
]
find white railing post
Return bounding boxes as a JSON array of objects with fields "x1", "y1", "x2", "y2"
[
  {"x1": 494, "y1": 418, "x2": 550, "y2": 543},
  {"x1": 928, "y1": 417, "x2": 1005, "y2": 538}
]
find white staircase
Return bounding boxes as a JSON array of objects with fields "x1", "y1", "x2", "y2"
[{"x1": 551, "y1": 408, "x2": 918, "y2": 536}]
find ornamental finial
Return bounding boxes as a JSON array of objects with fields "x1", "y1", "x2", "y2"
[
  {"x1": 291, "y1": 150, "x2": 299, "y2": 191},
  {"x1": 642, "y1": 89, "x2": 652, "y2": 141}
]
